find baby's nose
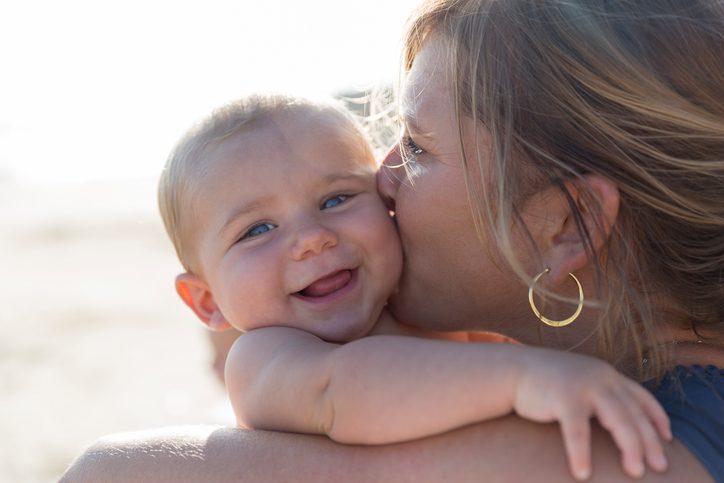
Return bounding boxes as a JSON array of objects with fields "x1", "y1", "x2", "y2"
[{"x1": 291, "y1": 224, "x2": 338, "y2": 260}]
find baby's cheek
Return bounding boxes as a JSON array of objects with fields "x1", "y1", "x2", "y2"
[
  {"x1": 376, "y1": 222, "x2": 404, "y2": 286},
  {"x1": 220, "y1": 258, "x2": 275, "y2": 331}
]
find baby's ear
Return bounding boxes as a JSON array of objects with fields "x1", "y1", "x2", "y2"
[{"x1": 175, "y1": 273, "x2": 232, "y2": 331}]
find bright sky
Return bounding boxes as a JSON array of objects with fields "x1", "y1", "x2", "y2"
[{"x1": 0, "y1": 0, "x2": 421, "y2": 184}]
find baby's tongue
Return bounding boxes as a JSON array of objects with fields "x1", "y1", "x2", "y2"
[{"x1": 301, "y1": 270, "x2": 351, "y2": 297}]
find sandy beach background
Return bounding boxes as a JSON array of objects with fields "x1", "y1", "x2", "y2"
[{"x1": 1, "y1": 178, "x2": 232, "y2": 482}]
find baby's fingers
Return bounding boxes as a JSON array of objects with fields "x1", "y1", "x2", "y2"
[
  {"x1": 624, "y1": 381, "x2": 670, "y2": 472},
  {"x1": 627, "y1": 380, "x2": 672, "y2": 442},
  {"x1": 594, "y1": 391, "x2": 646, "y2": 478},
  {"x1": 560, "y1": 414, "x2": 592, "y2": 481}
]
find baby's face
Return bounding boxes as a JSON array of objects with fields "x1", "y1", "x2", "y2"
[{"x1": 189, "y1": 110, "x2": 402, "y2": 342}]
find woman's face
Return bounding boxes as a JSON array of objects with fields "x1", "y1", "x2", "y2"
[{"x1": 377, "y1": 36, "x2": 534, "y2": 334}]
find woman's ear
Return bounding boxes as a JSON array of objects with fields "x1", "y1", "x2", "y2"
[
  {"x1": 533, "y1": 174, "x2": 620, "y2": 283},
  {"x1": 175, "y1": 273, "x2": 232, "y2": 331}
]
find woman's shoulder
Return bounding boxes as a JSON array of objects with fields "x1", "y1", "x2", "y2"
[{"x1": 649, "y1": 365, "x2": 723, "y2": 482}]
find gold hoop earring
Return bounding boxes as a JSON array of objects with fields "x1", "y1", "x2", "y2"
[{"x1": 528, "y1": 268, "x2": 584, "y2": 327}]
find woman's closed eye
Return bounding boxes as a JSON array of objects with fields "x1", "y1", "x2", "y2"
[
  {"x1": 321, "y1": 194, "x2": 351, "y2": 210},
  {"x1": 400, "y1": 135, "x2": 428, "y2": 180},
  {"x1": 239, "y1": 222, "x2": 277, "y2": 241},
  {"x1": 401, "y1": 135, "x2": 424, "y2": 162}
]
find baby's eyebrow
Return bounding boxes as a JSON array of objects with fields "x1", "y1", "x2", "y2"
[
  {"x1": 322, "y1": 171, "x2": 372, "y2": 184},
  {"x1": 216, "y1": 196, "x2": 273, "y2": 239}
]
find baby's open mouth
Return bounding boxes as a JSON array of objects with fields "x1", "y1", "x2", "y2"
[{"x1": 298, "y1": 269, "x2": 353, "y2": 298}]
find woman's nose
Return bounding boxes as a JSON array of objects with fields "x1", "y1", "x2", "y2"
[
  {"x1": 377, "y1": 145, "x2": 404, "y2": 213},
  {"x1": 291, "y1": 223, "x2": 338, "y2": 261}
]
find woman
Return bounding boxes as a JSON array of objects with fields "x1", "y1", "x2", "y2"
[{"x1": 62, "y1": 0, "x2": 723, "y2": 481}]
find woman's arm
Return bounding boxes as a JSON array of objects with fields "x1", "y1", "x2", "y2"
[
  {"x1": 227, "y1": 326, "x2": 669, "y2": 479},
  {"x1": 60, "y1": 419, "x2": 712, "y2": 483}
]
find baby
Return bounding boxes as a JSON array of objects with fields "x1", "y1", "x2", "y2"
[{"x1": 158, "y1": 95, "x2": 670, "y2": 481}]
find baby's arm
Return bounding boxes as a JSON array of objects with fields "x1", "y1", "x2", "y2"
[
  {"x1": 226, "y1": 327, "x2": 669, "y2": 481},
  {"x1": 226, "y1": 327, "x2": 522, "y2": 440}
]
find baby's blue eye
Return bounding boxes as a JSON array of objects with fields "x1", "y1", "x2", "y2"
[
  {"x1": 321, "y1": 195, "x2": 349, "y2": 210},
  {"x1": 241, "y1": 222, "x2": 276, "y2": 240}
]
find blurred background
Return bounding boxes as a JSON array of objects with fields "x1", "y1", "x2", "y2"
[{"x1": 0, "y1": 1, "x2": 420, "y2": 481}]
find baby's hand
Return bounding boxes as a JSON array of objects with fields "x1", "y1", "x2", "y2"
[{"x1": 513, "y1": 349, "x2": 671, "y2": 481}]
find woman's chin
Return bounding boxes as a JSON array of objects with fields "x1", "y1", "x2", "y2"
[{"x1": 388, "y1": 287, "x2": 443, "y2": 330}]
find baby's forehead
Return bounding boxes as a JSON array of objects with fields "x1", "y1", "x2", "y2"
[
  {"x1": 298, "y1": 107, "x2": 374, "y2": 156},
  {"x1": 227, "y1": 106, "x2": 373, "y2": 165},
  {"x1": 274, "y1": 105, "x2": 365, "y2": 141},
  {"x1": 196, "y1": 104, "x2": 374, "y2": 181}
]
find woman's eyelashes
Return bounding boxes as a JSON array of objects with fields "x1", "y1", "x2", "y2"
[
  {"x1": 400, "y1": 135, "x2": 428, "y2": 179},
  {"x1": 401, "y1": 135, "x2": 424, "y2": 163}
]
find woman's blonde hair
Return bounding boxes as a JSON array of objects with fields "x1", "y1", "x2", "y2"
[
  {"x1": 158, "y1": 94, "x2": 370, "y2": 274},
  {"x1": 404, "y1": 0, "x2": 724, "y2": 376}
]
